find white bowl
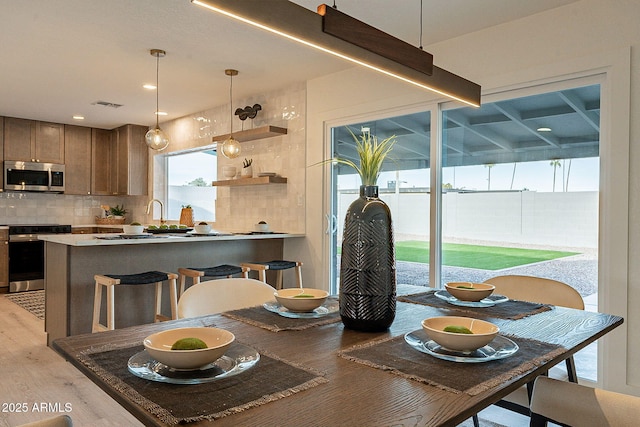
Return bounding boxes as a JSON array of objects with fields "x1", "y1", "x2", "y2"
[
  {"x1": 222, "y1": 166, "x2": 237, "y2": 179},
  {"x1": 444, "y1": 282, "x2": 495, "y2": 302},
  {"x1": 122, "y1": 224, "x2": 144, "y2": 235},
  {"x1": 194, "y1": 224, "x2": 212, "y2": 234},
  {"x1": 274, "y1": 288, "x2": 329, "y2": 312},
  {"x1": 143, "y1": 327, "x2": 235, "y2": 370},
  {"x1": 254, "y1": 222, "x2": 270, "y2": 232},
  {"x1": 422, "y1": 316, "x2": 499, "y2": 352}
]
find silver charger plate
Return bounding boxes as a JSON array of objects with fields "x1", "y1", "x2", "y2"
[
  {"x1": 434, "y1": 289, "x2": 509, "y2": 307},
  {"x1": 263, "y1": 298, "x2": 339, "y2": 319},
  {"x1": 404, "y1": 329, "x2": 519, "y2": 363},
  {"x1": 127, "y1": 343, "x2": 259, "y2": 384}
]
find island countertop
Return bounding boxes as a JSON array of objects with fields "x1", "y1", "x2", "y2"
[{"x1": 39, "y1": 231, "x2": 303, "y2": 246}]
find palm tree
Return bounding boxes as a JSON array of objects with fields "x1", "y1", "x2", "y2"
[
  {"x1": 550, "y1": 159, "x2": 562, "y2": 192},
  {"x1": 484, "y1": 163, "x2": 495, "y2": 190}
]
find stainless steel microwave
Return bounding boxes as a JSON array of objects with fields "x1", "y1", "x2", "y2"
[{"x1": 4, "y1": 161, "x2": 65, "y2": 193}]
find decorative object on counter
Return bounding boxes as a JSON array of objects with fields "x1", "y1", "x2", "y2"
[
  {"x1": 334, "y1": 130, "x2": 397, "y2": 332},
  {"x1": 95, "y1": 204, "x2": 127, "y2": 224},
  {"x1": 220, "y1": 69, "x2": 241, "y2": 159},
  {"x1": 122, "y1": 222, "x2": 144, "y2": 235},
  {"x1": 235, "y1": 103, "x2": 262, "y2": 121},
  {"x1": 241, "y1": 157, "x2": 253, "y2": 177},
  {"x1": 109, "y1": 204, "x2": 127, "y2": 218},
  {"x1": 193, "y1": 222, "x2": 212, "y2": 234},
  {"x1": 254, "y1": 221, "x2": 269, "y2": 232},
  {"x1": 179, "y1": 205, "x2": 195, "y2": 227},
  {"x1": 144, "y1": 49, "x2": 170, "y2": 151},
  {"x1": 222, "y1": 165, "x2": 237, "y2": 179}
]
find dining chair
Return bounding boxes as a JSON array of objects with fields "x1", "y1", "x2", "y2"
[
  {"x1": 17, "y1": 415, "x2": 73, "y2": 427},
  {"x1": 483, "y1": 274, "x2": 584, "y2": 416},
  {"x1": 530, "y1": 376, "x2": 640, "y2": 426},
  {"x1": 177, "y1": 277, "x2": 276, "y2": 319}
]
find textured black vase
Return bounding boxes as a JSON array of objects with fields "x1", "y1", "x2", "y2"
[{"x1": 339, "y1": 185, "x2": 396, "y2": 331}]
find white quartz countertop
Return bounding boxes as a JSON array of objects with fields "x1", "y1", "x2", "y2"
[{"x1": 39, "y1": 232, "x2": 303, "y2": 247}]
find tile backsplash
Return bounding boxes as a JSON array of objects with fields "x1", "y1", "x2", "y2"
[{"x1": 156, "y1": 82, "x2": 306, "y2": 234}]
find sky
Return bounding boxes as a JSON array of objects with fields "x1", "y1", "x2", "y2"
[{"x1": 338, "y1": 157, "x2": 599, "y2": 192}]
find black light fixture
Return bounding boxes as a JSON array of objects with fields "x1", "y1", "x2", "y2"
[
  {"x1": 145, "y1": 49, "x2": 170, "y2": 151},
  {"x1": 220, "y1": 69, "x2": 241, "y2": 159},
  {"x1": 191, "y1": 0, "x2": 480, "y2": 107}
]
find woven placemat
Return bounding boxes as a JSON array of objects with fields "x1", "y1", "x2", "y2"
[
  {"x1": 397, "y1": 291, "x2": 552, "y2": 320},
  {"x1": 339, "y1": 331, "x2": 565, "y2": 396},
  {"x1": 222, "y1": 303, "x2": 341, "y2": 332},
  {"x1": 78, "y1": 341, "x2": 327, "y2": 425}
]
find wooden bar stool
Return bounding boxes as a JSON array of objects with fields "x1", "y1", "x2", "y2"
[
  {"x1": 177, "y1": 264, "x2": 249, "y2": 296},
  {"x1": 92, "y1": 271, "x2": 178, "y2": 332},
  {"x1": 240, "y1": 260, "x2": 303, "y2": 289}
]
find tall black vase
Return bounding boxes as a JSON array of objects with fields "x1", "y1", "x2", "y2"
[{"x1": 339, "y1": 185, "x2": 396, "y2": 331}]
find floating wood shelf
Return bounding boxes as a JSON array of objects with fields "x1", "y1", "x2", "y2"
[
  {"x1": 212, "y1": 125, "x2": 287, "y2": 143},
  {"x1": 212, "y1": 176, "x2": 288, "y2": 186}
]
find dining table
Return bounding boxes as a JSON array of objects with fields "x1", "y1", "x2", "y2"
[{"x1": 51, "y1": 285, "x2": 623, "y2": 427}]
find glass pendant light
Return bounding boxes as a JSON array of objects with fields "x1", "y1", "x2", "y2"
[
  {"x1": 145, "y1": 49, "x2": 170, "y2": 151},
  {"x1": 220, "y1": 69, "x2": 241, "y2": 159}
]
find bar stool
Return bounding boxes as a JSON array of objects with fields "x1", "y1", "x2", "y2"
[
  {"x1": 240, "y1": 260, "x2": 303, "y2": 289},
  {"x1": 92, "y1": 271, "x2": 178, "y2": 333},
  {"x1": 177, "y1": 264, "x2": 249, "y2": 296}
]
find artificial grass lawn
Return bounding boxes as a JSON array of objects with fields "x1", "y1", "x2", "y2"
[{"x1": 394, "y1": 240, "x2": 579, "y2": 271}]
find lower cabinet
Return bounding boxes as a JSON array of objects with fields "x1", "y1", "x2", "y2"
[{"x1": 0, "y1": 229, "x2": 8, "y2": 290}]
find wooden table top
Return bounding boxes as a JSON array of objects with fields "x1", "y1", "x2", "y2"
[{"x1": 52, "y1": 294, "x2": 622, "y2": 427}]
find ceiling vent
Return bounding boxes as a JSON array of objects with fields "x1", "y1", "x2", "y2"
[{"x1": 92, "y1": 100, "x2": 123, "y2": 108}]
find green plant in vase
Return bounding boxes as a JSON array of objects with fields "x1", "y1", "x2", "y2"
[
  {"x1": 109, "y1": 204, "x2": 127, "y2": 218},
  {"x1": 331, "y1": 129, "x2": 396, "y2": 185}
]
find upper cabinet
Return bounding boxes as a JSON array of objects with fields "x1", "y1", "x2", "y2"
[
  {"x1": 112, "y1": 124, "x2": 148, "y2": 196},
  {"x1": 91, "y1": 128, "x2": 113, "y2": 195},
  {"x1": 64, "y1": 125, "x2": 92, "y2": 195},
  {"x1": 4, "y1": 117, "x2": 64, "y2": 163}
]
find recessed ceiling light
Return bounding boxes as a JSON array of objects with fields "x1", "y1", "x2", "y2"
[
  {"x1": 72, "y1": 115, "x2": 85, "y2": 120},
  {"x1": 143, "y1": 84, "x2": 157, "y2": 90},
  {"x1": 155, "y1": 111, "x2": 168, "y2": 116},
  {"x1": 537, "y1": 127, "x2": 552, "y2": 132}
]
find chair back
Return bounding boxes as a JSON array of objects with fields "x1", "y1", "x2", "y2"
[
  {"x1": 177, "y1": 278, "x2": 275, "y2": 318},
  {"x1": 483, "y1": 275, "x2": 584, "y2": 309},
  {"x1": 530, "y1": 376, "x2": 640, "y2": 427},
  {"x1": 18, "y1": 415, "x2": 73, "y2": 427}
]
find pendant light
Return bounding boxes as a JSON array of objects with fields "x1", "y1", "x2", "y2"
[
  {"x1": 145, "y1": 49, "x2": 170, "y2": 151},
  {"x1": 220, "y1": 69, "x2": 241, "y2": 159}
]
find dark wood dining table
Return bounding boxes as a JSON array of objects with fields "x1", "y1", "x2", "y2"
[{"x1": 52, "y1": 286, "x2": 622, "y2": 427}]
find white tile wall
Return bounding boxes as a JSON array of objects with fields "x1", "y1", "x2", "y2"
[{"x1": 157, "y1": 82, "x2": 307, "y2": 234}]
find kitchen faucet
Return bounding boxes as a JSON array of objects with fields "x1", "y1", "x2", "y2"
[{"x1": 146, "y1": 199, "x2": 166, "y2": 225}]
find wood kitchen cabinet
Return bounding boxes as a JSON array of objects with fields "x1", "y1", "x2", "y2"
[
  {"x1": 64, "y1": 125, "x2": 92, "y2": 195},
  {"x1": 112, "y1": 124, "x2": 148, "y2": 196},
  {"x1": 91, "y1": 128, "x2": 113, "y2": 195},
  {"x1": 4, "y1": 117, "x2": 64, "y2": 163},
  {"x1": 0, "y1": 229, "x2": 8, "y2": 290}
]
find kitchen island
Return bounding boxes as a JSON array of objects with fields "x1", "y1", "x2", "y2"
[{"x1": 40, "y1": 232, "x2": 303, "y2": 345}]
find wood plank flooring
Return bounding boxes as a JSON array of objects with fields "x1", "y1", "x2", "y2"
[{"x1": 0, "y1": 293, "x2": 143, "y2": 426}]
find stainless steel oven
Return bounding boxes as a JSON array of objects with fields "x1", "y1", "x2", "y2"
[{"x1": 8, "y1": 224, "x2": 71, "y2": 292}]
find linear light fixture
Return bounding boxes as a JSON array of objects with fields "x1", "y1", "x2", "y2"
[{"x1": 191, "y1": 0, "x2": 481, "y2": 107}]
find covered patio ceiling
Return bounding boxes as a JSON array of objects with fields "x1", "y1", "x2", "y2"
[{"x1": 333, "y1": 84, "x2": 600, "y2": 173}]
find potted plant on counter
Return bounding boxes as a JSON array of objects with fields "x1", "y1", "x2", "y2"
[{"x1": 179, "y1": 205, "x2": 195, "y2": 227}]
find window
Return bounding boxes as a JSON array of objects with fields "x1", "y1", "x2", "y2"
[{"x1": 165, "y1": 149, "x2": 218, "y2": 221}]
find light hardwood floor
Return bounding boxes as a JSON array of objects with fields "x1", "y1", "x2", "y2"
[{"x1": 0, "y1": 293, "x2": 143, "y2": 426}]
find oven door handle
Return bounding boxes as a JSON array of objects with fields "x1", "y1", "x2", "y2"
[
  {"x1": 48, "y1": 167, "x2": 52, "y2": 192},
  {"x1": 9, "y1": 234, "x2": 40, "y2": 242}
]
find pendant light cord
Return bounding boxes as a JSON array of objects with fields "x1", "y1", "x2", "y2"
[
  {"x1": 155, "y1": 53, "x2": 160, "y2": 128},
  {"x1": 229, "y1": 73, "x2": 233, "y2": 136},
  {"x1": 419, "y1": 0, "x2": 423, "y2": 50}
]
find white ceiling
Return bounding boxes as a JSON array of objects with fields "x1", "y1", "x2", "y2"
[{"x1": 0, "y1": 0, "x2": 578, "y2": 130}]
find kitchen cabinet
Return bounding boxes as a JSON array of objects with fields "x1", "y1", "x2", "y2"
[
  {"x1": 64, "y1": 125, "x2": 92, "y2": 195},
  {"x1": 4, "y1": 117, "x2": 64, "y2": 163},
  {"x1": 91, "y1": 128, "x2": 113, "y2": 195},
  {"x1": 0, "y1": 229, "x2": 7, "y2": 289},
  {"x1": 0, "y1": 117, "x2": 4, "y2": 190},
  {"x1": 112, "y1": 124, "x2": 148, "y2": 196}
]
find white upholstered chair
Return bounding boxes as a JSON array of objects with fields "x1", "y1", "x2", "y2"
[
  {"x1": 483, "y1": 275, "x2": 585, "y2": 416},
  {"x1": 530, "y1": 376, "x2": 640, "y2": 427},
  {"x1": 177, "y1": 278, "x2": 276, "y2": 319}
]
